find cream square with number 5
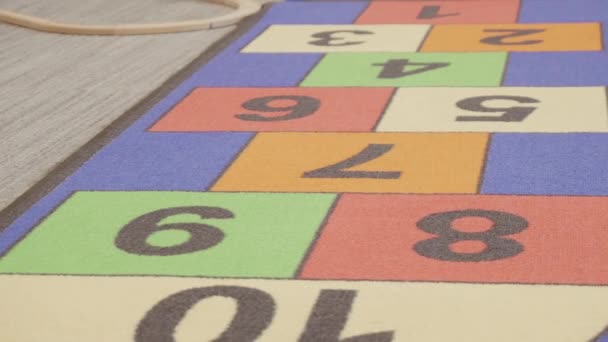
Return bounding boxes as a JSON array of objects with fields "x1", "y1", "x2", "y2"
[
  {"x1": 242, "y1": 25, "x2": 431, "y2": 53},
  {"x1": 377, "y1": 87, "x2": 608, "y2": 132}
]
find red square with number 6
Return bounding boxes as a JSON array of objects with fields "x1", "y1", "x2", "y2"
[
  {"x1": 299, "y1": 194, "x2": 608, "y2": 285},
  {"x1": 149, "y1": 87, "x2": 393, "y2": 132}
]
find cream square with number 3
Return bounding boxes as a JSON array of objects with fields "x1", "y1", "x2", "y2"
[{"x1": 242, "y1": 25, "x2": 431, "y2": 53}]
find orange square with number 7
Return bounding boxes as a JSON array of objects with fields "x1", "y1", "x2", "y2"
[
  {"x1": 299, "y1": 194, "x2": 608, "y2": 285},
  {"x1": 149, "y1": 88, "x2": 393, "y2": 132},
  {"x1": 211, "y1": 132, "x2": 488, "y2": 194}
]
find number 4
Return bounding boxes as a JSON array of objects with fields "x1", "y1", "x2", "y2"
[{"x1": 373, "y1": 59, "x2": 450, "y2": 79}]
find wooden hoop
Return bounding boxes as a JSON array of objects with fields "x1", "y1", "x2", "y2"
[{"x1": 0, "y1": 0, "x2": 263, "y2": 35}]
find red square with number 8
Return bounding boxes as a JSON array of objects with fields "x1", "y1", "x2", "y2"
[
  {"x1": 149, "y1": 87, "x2": 393, "y2": 132},
  {"x1": 299, "y1": 194, "x2": 608, "y2": 285}
]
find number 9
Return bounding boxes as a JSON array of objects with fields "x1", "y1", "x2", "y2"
[{"x1": 235, "y1": 95, "x2": 320, "y2": 122}]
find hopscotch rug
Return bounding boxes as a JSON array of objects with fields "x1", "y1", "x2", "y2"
[{"x1": 1, "y1": 0, "x2": 608, "y2": 341}]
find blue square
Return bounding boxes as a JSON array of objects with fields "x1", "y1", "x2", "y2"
[
  {"x1": 481, "y1": 134, "x2": 608, "y2": 195},
  {"x1": 504, "y1": 0, "x2": 608, "y2": 86},
  {"x1": 519, "y1": 0, "x2": 608, "y2": 25},
  {"x1": 504, "y1": 51, "x2": 608, "y2": 87},
  {"x1": 67, "y1": 132, "x2": 253, "y2": 191}
]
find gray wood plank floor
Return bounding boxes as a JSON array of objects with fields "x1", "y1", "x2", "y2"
[{"x1": 0, "y1": 0, "x2": 246, "y2": 211}]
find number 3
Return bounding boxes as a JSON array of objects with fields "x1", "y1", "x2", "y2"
[{"x1": 309, "y1": 30, "x2": 374, "y2": 47}]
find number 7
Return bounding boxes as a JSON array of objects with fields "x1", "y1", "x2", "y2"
[{"x1": 302, "y1": 144, "x2": 401, "y2": 179}]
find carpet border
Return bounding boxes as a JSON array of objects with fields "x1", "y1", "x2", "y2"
[{"x1": 0, "y1": 4, "x2": 272, "y2": 233}]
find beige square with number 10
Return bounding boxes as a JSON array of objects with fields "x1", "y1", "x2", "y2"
[
  {"x1": 376, "y1": 87, "x2": 608, "y2": 132},
  {"x1": 242, "y1": 25, "x2": 431, "y2": 53},
  {"x1": 1, "y1": 275, "x2": 607, "y2": 342}
]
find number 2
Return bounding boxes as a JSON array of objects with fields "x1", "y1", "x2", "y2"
[{"x1": 481, "y1": 29, "x2": 546, "y2": 45}]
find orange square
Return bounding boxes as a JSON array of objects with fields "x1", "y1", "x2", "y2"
[
  {"x1": 211, "y1": 133, "x2": 488, "y2": 194},
  {"x1": 357, "y1": 1, "x2": 520, "y2": 24},
  {"x1": 300, "y1": 194, "x2": 608, "y2": 285},
  {"x1": 149, "y1": 88, "x2": 393, "y2": 132},
  {"x1": 421, "y1": 23, "x2": 603, "y2": 52}
]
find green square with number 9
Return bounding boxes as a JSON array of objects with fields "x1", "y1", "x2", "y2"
[{"x1": 0, "y1": 192, "x2": 336, "y2": 277}]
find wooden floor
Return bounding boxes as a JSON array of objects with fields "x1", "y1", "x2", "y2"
[{"x1": 0, "y1": 0, "x2": 239, "y2": 210}]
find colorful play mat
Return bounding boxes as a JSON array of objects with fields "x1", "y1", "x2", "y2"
[{"x1": 1, "y1": 0, "x2": 607, "y2": 341}]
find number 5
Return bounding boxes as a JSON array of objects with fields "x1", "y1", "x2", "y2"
[{"x1": 455, "y1": 95, "x2": 540, "y2": 122}]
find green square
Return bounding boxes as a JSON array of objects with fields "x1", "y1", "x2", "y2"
[
  {"x1": 0, "y1": 192, "x2": 336, "y2": 277},
  {"x1": 301, "y1": 52, "x2": 507, "y2": 87}
]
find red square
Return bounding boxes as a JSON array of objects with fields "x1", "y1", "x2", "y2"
[
  {"x1": 300, "y1": 194, "x2": 608, "y2": 285},
  {"x1": 357, "y1": 1, "x2": 520, "y2": 24},
  {"x1": 149, "y1": 87, "x2": 393, "y2": 132}
]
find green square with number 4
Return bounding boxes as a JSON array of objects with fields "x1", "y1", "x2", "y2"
[
  {"x1": 301, "y1": 52, "x2": 507, "y2": 87},
  {"x1": 0, "y1": 192, "x2": 336, "y2": 277}
]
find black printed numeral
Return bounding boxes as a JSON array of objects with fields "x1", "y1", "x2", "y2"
[
  {"x1": 417, "y1": 5, "x2": 459, "y2": 19},
  {"x1": 302, "y1": 144, "x2": 401, "y2": 179},
  {"x1": 373, "y1": 59, "x2": 450, "y2": 79},
  {"x1": 309, "y1": 30, "x2": 374, "y2": 47},
  {"x1": 137, "y1": 286, "x2": 394, "y2": 342},
  {"x1": 115, "y1": 206, "x2": 233, "y2": 256},
  {"x1": 455, "y1": 95, "x2": 540, "y2": 122},
  {"x1": 481, "y1": 29, "x2": 546, "y2": 45},
  {"x1": 414, "y1": 209, "x2": 528, "y2": 262},
  {"x1": 136, "y1": 286, "x2": 274, "y2": 342},
  {"x1": 299, "y1": 290, "x2": 394, "y2": 342},
  {"x1": 236, "y1": 95, "x2": 320, "y2": 122}
]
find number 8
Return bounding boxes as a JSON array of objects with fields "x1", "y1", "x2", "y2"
[{"x1": 414, "y1": 209, "x2": 528, "y2": 262}]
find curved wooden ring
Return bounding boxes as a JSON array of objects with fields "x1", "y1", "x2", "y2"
[{"x1": 0, "y1": 0, "x2": 262, "y2": 35}]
